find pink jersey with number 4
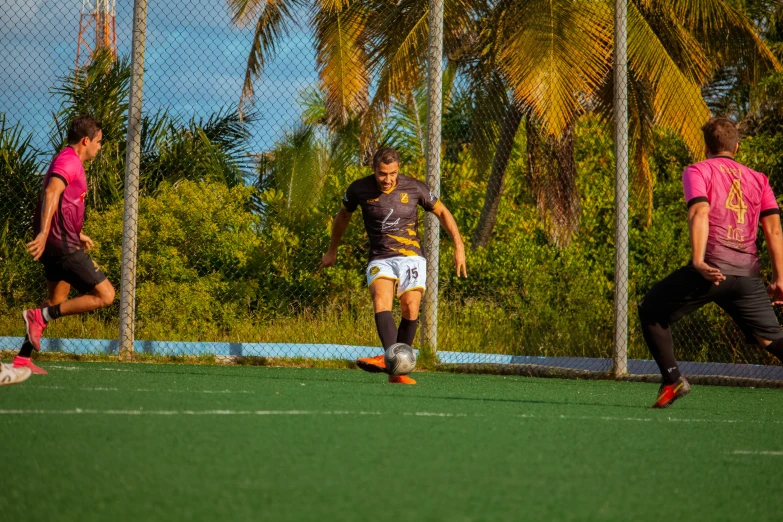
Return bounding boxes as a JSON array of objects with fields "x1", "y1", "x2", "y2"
[{"x1": 682, "y1": 157, "x2": 780, "y2": 277}]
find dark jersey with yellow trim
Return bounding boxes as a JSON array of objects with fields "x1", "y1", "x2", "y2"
[{"x1": 343, "y1": 174, "x2": 440, "y2": 261}]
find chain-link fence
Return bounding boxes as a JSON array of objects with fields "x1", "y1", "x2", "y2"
[{"x1": 2, "y1": 0, "x2": 783, "y2": 386}]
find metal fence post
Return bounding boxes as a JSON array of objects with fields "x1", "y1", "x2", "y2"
[
  {"x1": 118, "y1": 0, "x2": 148, "y2": 361},
  {"x1": 421, "y1": 0, "x2": 445, "y2": 357},
  {"x1": 613, "y1": 0, "x2": 629, "y2": 376}
]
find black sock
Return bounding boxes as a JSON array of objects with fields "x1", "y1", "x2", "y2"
[
  {"x1": 42, "y1": 304, "x2": 62, "y2": 323},
  {"x1": 374, "y1": 311, "x2": 397, "y2": 349},
  {"x1": 397, "y1": 317, "x2": 419, "y2": 346},
  {"x1": 766, "y1": 338, "x2": 783, "y2": 362},
  {"x1": 639, "y1": 309, "x2": 681, "y2": 384},
  {"x1": 18, "y1": 339, "x2": 34, "y2": 358}
]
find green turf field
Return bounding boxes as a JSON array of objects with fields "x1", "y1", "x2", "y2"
[{"x1": 1, "y1": 362, "x2": 781, "y2": 521}]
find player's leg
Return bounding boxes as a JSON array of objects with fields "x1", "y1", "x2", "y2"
[
  {"x1": 638, "y1": 265, "x2": 720, "y2": 408},
  {"x1": 23, "y1": 251, "x2": 113, "y2": 352},
  {"x1": 15, "y1": 281, "x2": 71, "y2": 374},
  {"x1": 398, "y1": 289, "x2": 422, "y2": 345},
  {"x1": 356, "y1": 260, "x2": 398, "y2": 373},
  {"x1": 395, "y1": 256, "x2": 426, "y2": 346},
  {"x1": 716, "y1": 277, "x2": 783, "y2": 362}
]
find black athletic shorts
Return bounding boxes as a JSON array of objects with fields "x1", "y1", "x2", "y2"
[
  {"x1": 41, "y1": 250, "x2": 107, "y2": 295},
  {"x1": 638, "y1": 264, "x2": 783, "y2": 344}
]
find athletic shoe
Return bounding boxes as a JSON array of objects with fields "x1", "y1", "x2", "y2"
[
  {"x1": 0, "y1": 363, "x2": 32, "y2": 386},
  {"x1": 652, "y1": 376, "x2": 691, "y2": 409},
  {"x1": 22, "y1": 309, "x2": 46, "y2": 352},
  {"x1": 13, "y1": 356, "x2": 48, "y2": 375},
  {"x1": 388, "y1": 375, "x2": 416, "y2": 385},
  {"x1": 356, "y1": 354, "x2": 386, "y2": 373}
]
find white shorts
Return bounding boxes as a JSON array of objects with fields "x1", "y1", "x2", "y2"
[{"x1": 366, "y1": 256, "x2": 426, "y2": 297}]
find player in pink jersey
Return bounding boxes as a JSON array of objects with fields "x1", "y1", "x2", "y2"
[
  {"x1": 638, "y1": 117, "x2": 783, "y2": 408},
  {"x1": 14, "y1": 116, "x2": 116, "y2": 375}
]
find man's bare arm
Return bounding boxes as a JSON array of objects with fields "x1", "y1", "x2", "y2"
[
  {"x1": 688, "y1": 201, "x2": 724, "y2": 285},
  {"x1": 761, "y1": 213, "x2": 783, "y2": 304},
  {"x1": 432, "y1": 203, "x2": 467, "y2": 277},
  {"x1": 27, "y1": 177, "x2": 66, "y2": 261},
  {"x1": 320, "y1": 208, "x2": 353, "y2": 268}
]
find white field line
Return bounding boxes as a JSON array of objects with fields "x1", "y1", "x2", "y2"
[
  {"x1": 0, "y1": 408, "x2": 780, "y2": 425},
  {"x1": 732, "y1": 450, "x2": 783, "y2": 456},
  {"x1": 36, "y1": 385, "x2": 254, "y2": 394}
]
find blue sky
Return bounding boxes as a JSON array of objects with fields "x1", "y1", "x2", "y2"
[{"x1": 0, "y1": 0, "x2": 317, "y2": 153}]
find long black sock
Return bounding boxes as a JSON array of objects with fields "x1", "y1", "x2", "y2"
[
  {"x1": 42, "y1": 304, "x2": 62, "y2": 323},
  {"x1": 397, "y1": 317, "x2": 419, "y2": 346},
  {"x1": 766, "y1": 338, "x2": 783, "y2": 362},
  {"x1": 639, "y1": 308, "x2": 681, "y2": 384},
  {"x1": 18, "y1": 339, "x2": 34, "y2": 358},
  {"x1": 374, "y1": 311, "x2": 397, "y2": 349}
]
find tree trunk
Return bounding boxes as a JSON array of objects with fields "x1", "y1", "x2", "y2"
[
  {"x1": 471, "y1": 104, "x2": 523, "y2": 250},
  {"x1": 526, "y1": 118, "x2": 579, "y2": 248}
]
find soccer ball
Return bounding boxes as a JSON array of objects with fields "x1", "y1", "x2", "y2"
[{"x1": 384, "y1": 343, "x2": 416, "y2": 376}]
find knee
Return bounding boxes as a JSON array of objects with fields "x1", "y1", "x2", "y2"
[
  {"x1": 400, "y1": 298, "x2": 420, "y2": 320},
  {"x1": 97, "y1": 283, "x2": 116, "y2": 308}
]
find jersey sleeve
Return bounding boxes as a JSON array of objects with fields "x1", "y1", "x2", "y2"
[
  {"x1": 49, "y1": 152, "x2": 81, "y2": 186},
  {"x1": 416, "y1": 181, "x2": 440, "y2": 212},
  {"x1": 682, "y1": 165, "x2": 708, "y2": 208},
  {"x1": 760, "y1": 177, "x2": 781, "y2": 217},
  {"x1": 342, "y1": 182, "x2": 360, "y2": 212}
]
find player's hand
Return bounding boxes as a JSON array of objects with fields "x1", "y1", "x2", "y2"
[
  {"x1": 454, "y1": 243, "x2": 467, "y2": 278},
  {"x1": 320, "y1": 250, "x2": 337, "y2": 270},
  {"x1": 80, "y1": 233, "x2": 94, "y2": 252},
  {"x1": 26, "y1": 233, "x2": 48, "y2": 261},
  {"x1": 768, "y1": 280, "x2": 783, "y2": 305},
  {"x1": 692, "y1": 260, "x2": 725, "y2": 285}
]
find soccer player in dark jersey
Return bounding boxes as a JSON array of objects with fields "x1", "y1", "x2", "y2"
[
  {"x1": 320, "y1": 147, "x2": 467, "y2": 384},
  {"x1": 13, "y1": 116, "x2": 116, "y2": 375},
  {"x1": 639, "y1": 117, "x2": 783, "y2": 408}
]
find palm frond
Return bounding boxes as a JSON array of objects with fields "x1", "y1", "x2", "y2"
[
  {"x1": 497, "y1": 0, "x2": 613, "y2": 138},
  {"x1": 314, "y1": 2, "x2": 371, "y2": 128},
  {"x1": 627, "y1": 2, "x2": 710, "y2": 158},
  {"x1": 233, "y1": 0, "x2": 304, "y2": 110}
]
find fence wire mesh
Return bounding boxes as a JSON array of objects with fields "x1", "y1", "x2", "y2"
[{"x1": 1, "y1": 0, "x2": 783, "y2": 386}]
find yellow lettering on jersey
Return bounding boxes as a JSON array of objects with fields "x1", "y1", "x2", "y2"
[
  {"x1": 726, "y1": 225, "x2": 745, "y2": 242},
  {"x1": 405, "y1": 229, "x2": 417, "y2": 237},
  {"x1": 387, "y1": 234, "x2": 421, "y2": 249},
  {"x1": 399, "y1": 192, "x2": 409, "y2": 204},
  {"x1": 366, "y1": 198, "x2": 379, "y2": 203},
  {"x1": 725, "y1": 179, "x2": 747, "y2": 224}
]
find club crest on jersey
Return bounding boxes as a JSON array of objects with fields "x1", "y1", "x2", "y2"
[
  {"x1": 399, "y1": 192, "x2": 409, "y2": 204},
  {"x1": 370, "y1": 266, "x2": 380, "y2": 276}
]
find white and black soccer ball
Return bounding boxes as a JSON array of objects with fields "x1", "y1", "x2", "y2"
[{"x1": 384, "y1": 343, "x2": 416, "y2": 376}]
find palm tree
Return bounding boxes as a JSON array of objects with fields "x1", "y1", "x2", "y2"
[
  {"x1": 232, "y1": 0, "x2": 781, "y2": 248},
  {"x1": 470, "y1": 0, "x2": 782, "y2": 247}
]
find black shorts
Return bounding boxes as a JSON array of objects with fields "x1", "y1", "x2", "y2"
[
  {"x1": 41, "y1": 250, "x2": 107, "y2": 295},
  {"x1": 638, "y1": 264, "x2": 783, "y2": 344}
]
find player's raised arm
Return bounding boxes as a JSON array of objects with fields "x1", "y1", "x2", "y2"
[
  {"x1": 688, "y1": 201, "x2": 724, "y2": 285},
  {"x1": 761, "y1": 213, "x2": 783, "y2": 304},
  {"x1": 27, "y1": 176, "x2": 67, "y2": 261},
  {"x1": 432, "y1": 203, "x2": 466, "y2": 278},
  {"x1": 321, "y1": 207, "x2": 353, "y2": 269}
]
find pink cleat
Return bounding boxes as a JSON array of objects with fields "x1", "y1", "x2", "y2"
[
  {"x1": 22, "y1": 309, "x2": 46, "y2": 352},
  {"x1": 13, "y1": 356, "x2": 48, "y2": 375}
]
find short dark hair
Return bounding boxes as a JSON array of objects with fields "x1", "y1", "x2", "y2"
[
  {"x1": 702, "y1": 117, "x2": 739, "y2": 155},
  {"x1": 67, "y1": 115, "x2": 102, "y2": 145},
  {"x1": 372, "y1": 147, "x2": 400, "y2": 171}
]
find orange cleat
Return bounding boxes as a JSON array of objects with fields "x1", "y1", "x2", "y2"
[
  {"x1": 388, "y1": 375, "x2": 416, "y2": 385},
  {"x1": 356, "y1": 354, "x2": 386, "y2": 373},
  {"x1": 652, "y1": 376, "x2": 690, "y2": 409}
]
